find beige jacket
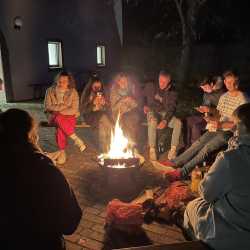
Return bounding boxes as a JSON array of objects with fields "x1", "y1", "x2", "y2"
[{"x1": 44, "y1": 86, "x2": 80, "y2": 117}]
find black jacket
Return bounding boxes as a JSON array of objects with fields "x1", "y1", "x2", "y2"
[
  {"x1": 0, "y1": 143, "x2": 82, "y2": 250},
  {"x1": 144, "y1": 82, "x2": 178, "y2": 122}
]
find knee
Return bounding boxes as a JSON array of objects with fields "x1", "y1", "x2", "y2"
[
  {"x1": 148, "y1": 116, "x2": 157, "y2": 127},
  {"x1": 199, "y1": 143, "x2": 216, "y2": 158},
  {"x1": 54, "y1": 114, "x2": 62, "y2": 124},
  {"x1": 173, "y1": 118, "x2": 182, "y2": 130}
]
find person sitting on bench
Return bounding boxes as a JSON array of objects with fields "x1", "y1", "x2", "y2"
[
  {"x1": 143, "y1": 70, "x2": 182, "y2": 161},
  {"x1": 164, "y1": 70, "x2": 249, "y2": 181},
  {"x1": 184, "y1": 103, "x2": 250, "y2": 250},
  {"x1": 185, "y1": 76, "x2": 225, "y2": 149},
  {"x1": 80, "y1": 76, "x2": 112, "y2": 153},
  {"x1": 110, "y1": 72, "x2": 142, "y2": 154},
  {"x1": 44, "y1": 70, "x2": 86, "y2": 164}
]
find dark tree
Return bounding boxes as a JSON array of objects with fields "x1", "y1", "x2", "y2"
[
  {"x1": 124, "y1": 0, "x2": 250, "y2": 82},
  {"x1": 173, "y1": 0, "x2": 206, "y2": 82}
]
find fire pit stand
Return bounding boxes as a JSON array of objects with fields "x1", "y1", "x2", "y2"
[{"x1": 101, "y1": 158, "x2": 141, "y2": 201}]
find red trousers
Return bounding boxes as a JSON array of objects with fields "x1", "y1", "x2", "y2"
[{"x1": 49, "y1": 113, "x2": 76, "y2": 150}]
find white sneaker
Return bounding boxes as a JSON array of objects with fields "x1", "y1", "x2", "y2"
[
  {"x1": 70, "y1": 133, "x2": 87, "y2": 152},
  {"x1": 74, "y1": 137, "x2": 86, "y2": 152},
  {"x1": 149, "y1": 147, "x2": 157, "y2": 161},
  {"x1": 168, "y1": 146, "x2": 177, "y2": 160},
  {"x1": 57, "y1": 150, "x2": 66, "y2": 165},
  {"x1": 134, "y1": 148, "x2": 145, "y2": 165}
]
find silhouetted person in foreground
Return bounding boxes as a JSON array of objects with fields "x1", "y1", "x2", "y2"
[{"x1": 0, "y1": 109, "x2": 82, "y2": 250}]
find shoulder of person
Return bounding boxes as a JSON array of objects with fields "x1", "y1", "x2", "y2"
[
  {"x1": 218, "y1": 91, "x2": 228, "y2": 101},
  {"x1": 46, "y1": 85, "x2": 56, "y2": 94},
  {"x1": 168, "y1": 85, "x2": 178, "y2": 96},
  {"x1": 33, "y1": 152, "x2": 67, "y2": 182},
  {"x1": 33, "y1": 152, "x2": 56, "y2": 169},
  {"x1": 110, "y1": 83, "x2": 117, "y2": 92},
  {"x1": 222, "y1": 146, "x2": 242, "y2": 164},
  {"x1": 70, "y1": 88, "x2": 79, "y2": 97},
  {"x1": 237, "y1": 91, "x2": 249, "y2": 100},
  {"x1": 213, "y1": 150, "x2": 233, "y2": 171}
]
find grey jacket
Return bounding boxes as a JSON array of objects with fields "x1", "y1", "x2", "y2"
[
  {"x1": 44, "y1": 86, "x2": 80, "y2": 117},
  {"x1": 197, "y1": 135, "x2": 250, "y2": 249}
]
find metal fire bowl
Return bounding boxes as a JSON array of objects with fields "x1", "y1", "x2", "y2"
[
  {"x1": 103, "y1": 158, "x2": 139, "y2": 168},
  {"x1": 102, "y1": 158, "x2": 141, "y2": 201}
]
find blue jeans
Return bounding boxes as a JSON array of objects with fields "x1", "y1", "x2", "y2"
[{"x1": 173, "y1": 130, "x2": 232, "y2": 177}]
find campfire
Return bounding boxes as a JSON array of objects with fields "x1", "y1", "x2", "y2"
[
  {"x1": 99, "y1": 115, "x2": 140, "y2": 200},
  {"x1": 99, "y1": 115, "x2": 139, "y2": 168}
]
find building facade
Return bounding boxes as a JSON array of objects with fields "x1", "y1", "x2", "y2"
[{"x1": 0, "y1": 0, "x2": 122, "y2": 101}]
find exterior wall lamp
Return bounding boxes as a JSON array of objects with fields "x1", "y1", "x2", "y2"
[{"x1": 14, "y1": 16, "x2": 23, "y2": 30}]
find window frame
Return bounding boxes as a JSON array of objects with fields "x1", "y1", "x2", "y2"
[
  {"x1": 96, "y1": 44, "x2": 106, "y2": 67},
  {"x1": 47, "y1": 40, "x2": 63, "y2": 70}
]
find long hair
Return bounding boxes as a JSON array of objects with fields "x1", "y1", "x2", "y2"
[
  {"x1": 54, "y1": 70, "x2": 76, "y2": 89},
  {"x1": 111, "y1": 72, "x2": 134, "y2": 92},
  {"x1": 80, "y1": 77, "x2": 103, "y2": 113},
  {"x1": 0, "y1": 109, "x2": 39, "y2": 149}
]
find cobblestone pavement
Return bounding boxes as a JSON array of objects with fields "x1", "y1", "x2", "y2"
[{"x1": 1, "y1": 102, "x2": 187, "y2": 250}]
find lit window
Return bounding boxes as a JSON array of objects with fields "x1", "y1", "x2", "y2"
[
  {"x1": 97, "y1": 45, "x2": 106, "y2": 67},
  {"x1": 48, "y1": 41, "x2": 63, "y2": 69}
]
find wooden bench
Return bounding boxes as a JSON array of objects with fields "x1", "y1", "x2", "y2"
[
  {"x1": 39, "y1": 121, "x2": 91, "y2": 128},
  {"x1": 115, "y1": 241, "x2": 210, "y2": 250}
]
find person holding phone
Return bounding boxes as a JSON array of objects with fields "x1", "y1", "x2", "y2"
[
  {"x1": 185, "y1": 76, "x2": 225, "y2": 149},
  {"x1": 164, "y1": 70, "x2": 249, "y2": 181},
  {"x1": 80, "y1": 76, "x2": 112, "y2": 153}
]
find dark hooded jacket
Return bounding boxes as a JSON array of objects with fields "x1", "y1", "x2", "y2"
[{"x1": 144, "y1": 82, "x2": 178, "y2": 122}]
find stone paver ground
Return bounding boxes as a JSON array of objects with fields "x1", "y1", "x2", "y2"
[{"x1": 0, "y1": 102, "x2": 187, "y2": 250}]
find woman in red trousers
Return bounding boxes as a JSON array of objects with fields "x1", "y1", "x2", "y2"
[{"x1": 44, "y1": 71, "x2": 86, "y2": 164}]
